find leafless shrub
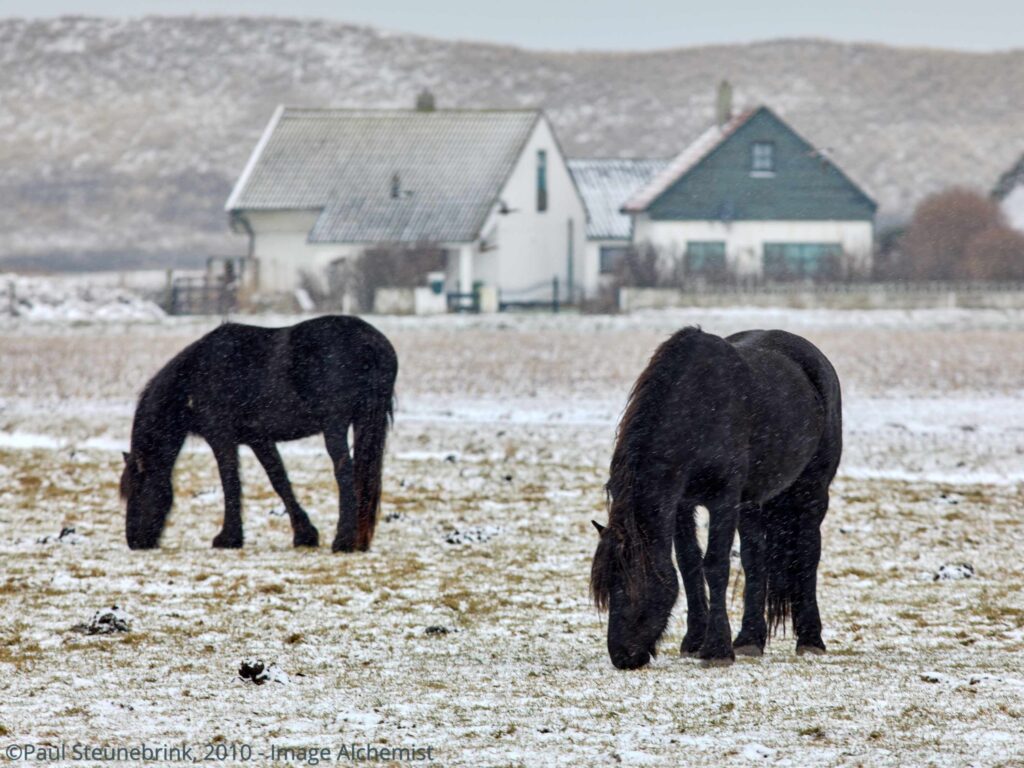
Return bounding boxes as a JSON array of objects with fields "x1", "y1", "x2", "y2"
[
  {"x1": 322, "y1": 243, "x2": 446, "y2": 312},
  {"x1": 614, "y1": 243, "x2": 675, "y2": 288},
  {"x1": 579, "y1": 284, "x2": 620, "y2": 314},
  {"x1": 297, "y1": 270, "x2": 329, "y2": 307},
  {"x1": 963, "y1": 226, "x2": 1024, "y2": 280},
  {"x1": 872, "y1": 226, "x2": 908, "y2": 280},
  {"x1": 901, "y1": 188, "x2": 1007, "y2": 280}
]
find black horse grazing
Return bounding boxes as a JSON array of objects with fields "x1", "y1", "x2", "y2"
[
  {"x1": 120, "y1": 316, "x2": 397, "y2": 553},
  {"x1": 590, "y1": 327, "x2": 842, "y2": 670}
]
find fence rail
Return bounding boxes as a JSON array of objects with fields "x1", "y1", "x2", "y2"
[
  {"x1": 619, "y1": 282, "x2": 1024, "y2": 312},
  {"x1": 498, "y1": 277, "x2": 561, "y2": 313},
  {"x1": 671, "y1": 281, "x2": 1024, "y2": 295},
  {"x1": 167, "y1": 277, "x2": 236, "y2": 315}
]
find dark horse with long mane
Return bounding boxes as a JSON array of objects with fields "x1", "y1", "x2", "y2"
[
  {"x1": 120, "y1": 315, "x2": 397, "y2": 553},
  {"x1": 591, "y1": 327, "x2": 841, "y2": 669}
]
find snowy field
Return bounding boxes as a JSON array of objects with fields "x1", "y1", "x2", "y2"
[{"x1": 1, "y1": 308, "x2": 1023, "y2": 767}]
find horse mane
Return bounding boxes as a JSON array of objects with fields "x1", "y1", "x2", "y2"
[
  {"x1": 590, "y1": 326, "x2": 705, "y2": 610},
  {"x1": 122, "y1": 343, "x2": 196, "y2": 497},
  {"x1": 119, "y1": 460, "x2": 134, "y2": 501}
]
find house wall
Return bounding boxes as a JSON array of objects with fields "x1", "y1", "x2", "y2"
[
  {"x1": 633, "y1": 216, "x2": 874, "y2": 279},
  {"x1": 243, "y1": 210, "x2": 358, "y2": 292},
  {"x1": 478, "y1": 118, "x2": 589, "y2": 301},
  {"x1": 1001, "y1": 185, "x2": 1024, "y2": 232}
]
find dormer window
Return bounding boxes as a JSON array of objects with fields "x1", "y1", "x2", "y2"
[{"x1": 751, "y1": 142, "x2": 775, "y2": 176}]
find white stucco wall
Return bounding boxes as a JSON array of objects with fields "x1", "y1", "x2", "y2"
[
  {"x1": 1001, "y1": 186, "x2": 1024, "y2": 232},
  {"x1": 476, "y1": 117, "x2": 589, "y2": 301},
  {"x1": 632, "y1": 217, "x2": 874, "y2": 279},
  {"x1": 241, "y1": 210, "x2": 361, "y2": 292}
]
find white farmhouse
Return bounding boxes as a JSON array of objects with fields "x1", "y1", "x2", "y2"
[
  {"x1": 225, "y1": 106, "x2": 589, "y2": 309},
  {"x1": 622, "y1": 106, "x2": 877, "y2": 282},
  {"x1": 567, "y1": 158, "x2": 668, "y2": 283},
  {"x1": 993, "y1": 154, "x2": 1024, "y2": 232}
]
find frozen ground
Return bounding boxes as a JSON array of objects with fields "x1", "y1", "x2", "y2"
[{"x1": 1, "y1": 308, "x2": 1023, "y2": 767}]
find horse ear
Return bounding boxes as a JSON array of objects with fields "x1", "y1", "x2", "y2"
[
  {"x1": 122, "y1": 452, "x2": 130, "y2": 465},
  {"x1": 591, "y1": 520, "x2": 606, "y2": 535}
]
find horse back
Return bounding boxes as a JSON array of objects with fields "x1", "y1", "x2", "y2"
[
  {"x1": 285, "y1": 315, "x2": 398, "y2": 414},
  {"x1": 178, "y1": 317, "x2": 396, "y2": 443},
  {"x1": 614, "y1": 329, "x2": 753, "y2": 492},
  {"x1": 727, "y1": 330, "x2": 843, "y2": 495}
]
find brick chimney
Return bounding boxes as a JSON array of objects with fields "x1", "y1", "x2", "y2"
[
  {"x1": 415, "y1": 88, "x2": 436, "y2": 112},
  {"x1": 716, "y1": 80, "x2": 733, "y2": 127}
]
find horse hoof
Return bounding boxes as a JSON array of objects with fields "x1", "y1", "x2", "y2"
[
  {"x1": 734, "y1": 644, "x2": 764, "y2": 657},
  {"x1": 212, "y1": 533, "x2": 243, "y2": 549},
  {"x1": 681, "y1": 632, "x2": 706, "y2": 658},
  {"x1": 796, "y1": 644, "x2": 827, "y2": 657},
  {"x1": 331, "y1": 537, "x2": 355, "y2": 553},
  {"x1": 293, "y1": 529, "x2": 320, "y2": 548},
  {"x1": 611, "y1": 650, "x2": 652, "y2": 670}
]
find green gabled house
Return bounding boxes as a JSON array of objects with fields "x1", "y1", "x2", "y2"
[{"x1": 622, "y1": 105, "x2": 877, "y2": 283}]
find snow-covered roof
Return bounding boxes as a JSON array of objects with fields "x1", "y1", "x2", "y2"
[
  {"x1": 622, "y1": 109, "x2": 758, "y2": 213},
  {"x1": 226, "y1": 107, "x2": 541, "y2": 244},
  {"x1": 568, "y1": 158, "x2": 668, "y2": 240}
]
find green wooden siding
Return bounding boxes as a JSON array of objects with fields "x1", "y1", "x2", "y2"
[{"x1": 647, "y1": 108, "x2": 876, "y2": 222}]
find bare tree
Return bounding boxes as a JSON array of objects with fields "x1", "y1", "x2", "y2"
[
  {"x1": 900, "y1": 188, "x2": 1005, "y2": 280},
  {"x1": 963, "y1": 226, "x2": 1024, "y2": 280},
  {"x1": 615, "y1": 243, "x2": 674, "y2": 288},
  {"x1": 344, "y1": 243, "x2": 447, "y2": 312}
]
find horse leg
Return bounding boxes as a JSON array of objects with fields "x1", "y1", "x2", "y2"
[
  {"x1": 250, "y1": 441, "x2": 319, "y2": 548},
  {"x1": 793, "y1": 487, "x2": 829, "y2": 656},
  {"x1": 699, "y1": 488, "x2": 741, "y2": 664},
  {"x1": 734, "y1": 501, "x2": 768, "y2": 656},
  {"x1": 324, "y1": 425, "x2": 358, "y2": 553},
  {"x1": 210, "y1": 441, "x2": 244, "y2": 549},
  {"x1": 674, "y1": 500, "x2": 708, "y2": 656}
]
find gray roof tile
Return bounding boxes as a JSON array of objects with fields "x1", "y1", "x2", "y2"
[{"x1": 229, "y1": 108, "x2": 540, "y2": 243}]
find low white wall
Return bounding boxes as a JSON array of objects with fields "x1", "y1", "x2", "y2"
[
  {"x1": 1002, "y1": 186, "x2": 1024, "y2": 232},
  {"x1": 373, "y1": 287, "x2": 449, "y2": 315},
  {"x1": 619, "y1": 284, "x2": 1024, "y2": 311},
  {"x1": 374, "y1": 287, "x2": 416, "y2": 315}
]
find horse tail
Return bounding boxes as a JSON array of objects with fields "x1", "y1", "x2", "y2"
[
  {"x1": 352, "y1": 337, "x2": 397, "y2": 551},
  {"x1": 764, "y1": 495, "x2": 802, "y2": 638}
]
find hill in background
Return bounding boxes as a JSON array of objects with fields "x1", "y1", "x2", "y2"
[{"x1": 3, "y1": 16, "x2": 1023, "y2": 270}]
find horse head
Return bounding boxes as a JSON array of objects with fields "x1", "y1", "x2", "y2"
[
  {"x1": 121, "y1": 450, "x2": 173, "y2": 549},
  {"x1": 590, "y1": 518, "x2": 678, "y2": 670}
]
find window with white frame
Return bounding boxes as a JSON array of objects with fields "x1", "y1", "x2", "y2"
[{"x1": 751, "y1": 142, "x2": 775, "y2": 175}]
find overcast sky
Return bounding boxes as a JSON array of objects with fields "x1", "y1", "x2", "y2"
[{"x1": 4, "y1": 0, "x2": 1021, "y2": 52}]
